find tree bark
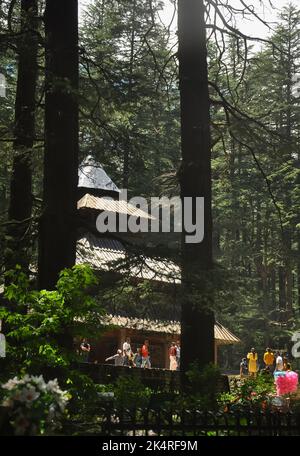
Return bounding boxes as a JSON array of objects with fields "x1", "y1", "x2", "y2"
[
  {"x1": 278, "y1": 267, "x2": 286, "y2": 311},
  {"x1": 178, "y1": 0, "x2": 215, "y2": 388},
  {"x1": 122, "y1": 0, "x2": 136, "y2": 189},
  {"x1": 6, "y1": 0, "x2": 38, "y2": 272},
  {"x1": 281, "y1": 8, "x2": 294, "y2": 316},
  {"x1": 298, "y1": 235, "x2": 300, "y2": 311},
  {"x1": 38, "y1": 0, "x2": 79, "y2": 290}
]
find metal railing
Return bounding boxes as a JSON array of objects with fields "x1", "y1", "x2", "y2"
[{"x1": 65, "y1": 406, "x2": 300, "y2": 436}]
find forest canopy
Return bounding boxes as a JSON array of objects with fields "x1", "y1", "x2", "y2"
[{"x1": 0, "y1": 0, "x2": 299, "y2": 367}]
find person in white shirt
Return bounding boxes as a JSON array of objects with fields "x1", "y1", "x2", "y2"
[
  {"x1": 122, "y1": 337, "x2": 132, "y2": 366},
  {"x1": 105, "y1": 349, "x2": 124, "y2": 366},
  {"x1": 275, "y1": 351, "x2": 284, "y2": 371},
  {"x1": 123, "y1": 337, "x2": 131, "y2": 355},
  {"x1": 175, "y1": 340, "x2": 181, "y2": 371}
]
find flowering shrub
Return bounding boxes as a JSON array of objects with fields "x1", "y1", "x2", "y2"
[
  {"x1": 275, "y1": 371, "x2": 298, "y2": 396},
  {"x1": 218, "y1": 374, "x2": 276, "y2": 412},
  {"x1": 1, "y1": 375, "x2": 69, "y2": 435}
]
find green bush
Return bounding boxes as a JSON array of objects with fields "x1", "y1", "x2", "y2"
[
  {"x1": 112, "y1": 376, "x2": 152, "y2": 409},
  {"x1": 0, "y1": 265, "x2": 104, "y2": 404},
  {"x1": 173, "y1": 363, "x2": 222, "y2": 411}
]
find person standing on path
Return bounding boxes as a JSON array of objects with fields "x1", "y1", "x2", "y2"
[
  {"x1": 141, "y1": 339, "x2": 151, "y2": 368},
  {"x1": 169, "y1": 342, "x2": 177, "y2": 371},
  {"x1": 247, "y1": 347, "x2": 258, "y2": 378},
  {"x1": 123, "y1": 337, "x2": 132, "y2": 366},
  {"x1": 263, "y1": 348, "x2": 275, "y2": 373},
  {"x1": 240, "y1": 358, "x2": 248, "y2": 378},
  {"x1": 80, "y1": 338, "x2": 91, "y2": 363},
  {"x1": 175, "y1": 340, "x2": 181, "y2": 371},
  {"x1": 105, "y1": 349, "x2": 124, "y2": 366},
  {"x1": 275, "y1": 351, "x2": 284, "y2": 371}
]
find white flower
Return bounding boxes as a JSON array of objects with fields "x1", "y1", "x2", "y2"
[
  {"x1": 31, "y1": 375, "x2": 47, "y2": 392},
  {"x1": 2, "y1": 377, "x2": 22, "y2": 390},
  {"x1": 20, "y1": 374, "x2": 31, "y2": 385},
  {"x1": 18, "y1": 386, "x2": 40, "y2": 403},
  {"x1": 1, "y1": 374, "x2": 69, "y2": 435},
  {"x1": 46, "y1": 379, "x2": 61, "y2": 394},
  {"x1": 2, "y1": 398, "x2": 14, "y2": 407},
  {"x1": 47, "y1": 403, "x2": 58, "y2": 421}
]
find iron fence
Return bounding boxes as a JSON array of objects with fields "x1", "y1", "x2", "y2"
[{"x1": 64, "y1": 406, "x2": 300, "y2": 436}]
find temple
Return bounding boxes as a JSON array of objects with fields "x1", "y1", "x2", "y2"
[{"x1": 76, "y1": 156, "x2": 240, "y2": 367}]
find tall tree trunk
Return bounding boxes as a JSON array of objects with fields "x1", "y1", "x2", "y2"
[
  {"x1": 38, "y1": 0, "x2": 79, "y2": 290},
  {"x1": 282, "y1": 11, "x2": 294, "y2": 315},
  {"x1": 285, "y1": 258, "x2": 293, "y2": 314},
  {"x1": 122, "y1": 0, "x2": 136, "y2": 189},
  {"x1": 269, "y1": 268, "x2": 276, "y2": 311},
  {"x1": 262, "y1": 208, "x2": 270, "y2": 308},
  {"x1": 178, "y1": 0, "x2": 215, "y2": 387},
  {"x1": 298, "y1": 236, "x2": 300, "y2": 311},
  {"x1": 279, "y1": 267, "x2": 286, "y2": 311},
  {"x1": 6, "y1": 0, "x2": 38, "y2": 272}
]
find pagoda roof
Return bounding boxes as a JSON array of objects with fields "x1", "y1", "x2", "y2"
[
  {"x1": 76, "y1": 232, "x2": 180, "y2": 284},
  {"x1": 78, "y1": 156, "x2": 120, "y2": 193},
  {"x1": 100, "y1": 314, "x2": 241, "y2": 345}
]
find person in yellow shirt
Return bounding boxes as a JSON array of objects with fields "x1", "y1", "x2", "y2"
[
  {"x1": 263, "y1": 347, "x2": 275, "y2": 373},
  {"x1": 247, "y1": 348, "x2": 258, "y2": 377}
]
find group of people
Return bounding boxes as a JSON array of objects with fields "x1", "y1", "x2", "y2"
[
  {"x1": 81, "y1": 336, "x2": 181, "y2": 371},
  {"x1": 169, "y1": 341, "x2": 180, "y2": 371},
  {"x1": 105, "y1": 338, "x2": 151, "y2": 368},
  {"x1": 105, "y1": 338, "x2": 181, "y2": 371},
  {"x1": 240, "y1": 347, "x2": 292, "y2": 378}
]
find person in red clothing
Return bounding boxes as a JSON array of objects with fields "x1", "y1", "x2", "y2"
[
  {"x1": 141, "y1": 339, "x2": 151, "y2": 368},
  {"x1": 169, "y1": 342, "x2": 177, "y2": 371}
]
